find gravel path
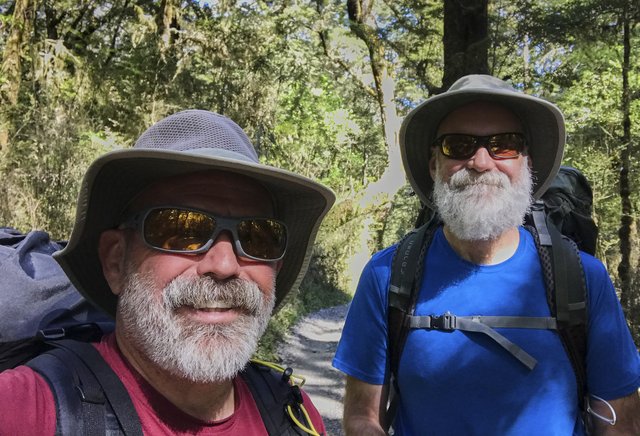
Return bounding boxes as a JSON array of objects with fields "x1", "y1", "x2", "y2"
[{"x1": 277, "y1": 304, "x2": 349, "y2": 436}]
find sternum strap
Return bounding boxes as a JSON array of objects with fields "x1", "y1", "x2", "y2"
[{"x1": 407, "y1": 314, "x2": 559, "y2": 371}]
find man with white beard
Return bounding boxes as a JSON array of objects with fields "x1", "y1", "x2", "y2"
[
  {"x1": 334, "y1": 75, "x2": 640, "y2": 435},
  {"x1": 0, "y1": 110, "x2": 333, "y2": 435}
]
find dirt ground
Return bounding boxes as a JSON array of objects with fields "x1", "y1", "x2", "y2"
[{"x1": 277, "y1": 304, "x2": 349, "y2": 436}]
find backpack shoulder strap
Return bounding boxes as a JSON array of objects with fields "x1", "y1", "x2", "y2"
[
  {"x1": 387, "y1": 221, "x2": 439, "y2": 372},
  {"x1": 384, "y1": 220, "x2": 439, "y2": 431},
  {"x1": 27, "y1": 339, "x2": 143, "y2": 436},
  {"x1": 241, "y1": 360, "x2": 313, "y2": 435},
  {"x1": 27, "y1": 345, "x2": 100, "y2": 435},
  {"x1": 527, "y1": 202, "x2": 588, "y2": 405}
]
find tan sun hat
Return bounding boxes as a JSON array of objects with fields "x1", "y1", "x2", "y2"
[
  {"x1": 400, "y1": 74, "x2": 565, "y2": 205},
  {"x1": 54, "y1": 110, "x2": 335, "y2": 316}
]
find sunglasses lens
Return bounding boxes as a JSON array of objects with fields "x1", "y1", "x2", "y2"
[
  {"x1": 141, "y1": 208, "x2": 286, "y2": 260},
  {"x1": 144, "y1": 209, "x2": 214, "y2": 251},
  {"x1": 237, "y1": 219, "x2": 287, "y2": 260},
  {"x1": 438, "y1": 133, "x2": 525, "y2": 160},
  {"x1": 487, "y1": 133, "x2": 525, "y2": 158},
  {"x1": 440, "y1": 135, "x2": 478, "y2": 159}
]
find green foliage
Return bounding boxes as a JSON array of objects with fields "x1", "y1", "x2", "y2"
[
  {"x1": 379, "y1": 185, "x2": 423, "y2": 249},
  {"x1": 271, "y1": 76, "x2": 385, "y2": 194}
]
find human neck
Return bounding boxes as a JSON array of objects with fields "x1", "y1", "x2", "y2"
[
  {"x1": 114, "y1": 329, "x2": 236, "y2": 422},
  {"x1": 442, "y1": 226, "x2": 520, "y2": 265}
]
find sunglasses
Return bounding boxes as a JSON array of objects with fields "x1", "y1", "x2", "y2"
[
  {"x1": 434, "y1": 133, "x2": 527, "y2": 160},
  {"x1": 121, "y1": 207, "x2": 288, "y2": 261}
]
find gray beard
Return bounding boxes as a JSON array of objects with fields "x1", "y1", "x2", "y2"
[
  {"x1": 432, "y1": 159, "x2": 533, "y2": 241},
  {"x1": 118, "y1": 273, "x2": 275, "y2": 383}
]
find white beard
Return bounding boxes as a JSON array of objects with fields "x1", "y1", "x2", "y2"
[
  {"x1": 118, "y1": 273, "x2": 275, "y2": 383},
  {"x1": 432, "y1": 158, "x2": 533, "y2": 241}
]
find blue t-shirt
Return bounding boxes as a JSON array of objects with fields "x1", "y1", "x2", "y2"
[{"x1": 333, "y1": 227, "x2": 640, "y2": 435}]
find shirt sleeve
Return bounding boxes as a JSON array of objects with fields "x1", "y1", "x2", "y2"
[
  {"x1": 582, "y1": 253, "x2": 640, "y2": 400},
  {"x1": 332, "y1": 247, "x2": 394, "y2": 385},
  {"x1": 0, "y1": 365, "x2": 57, "y2": 435}
]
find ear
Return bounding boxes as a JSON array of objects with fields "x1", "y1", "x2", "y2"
[
  {"x1": 98, "y1": 229, "x2": 128, "y2": 296},
  {"x1": 429, "y1": 149, "x2": 438, "y2": 181}
]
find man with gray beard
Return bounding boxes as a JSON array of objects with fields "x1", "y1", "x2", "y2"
[
  {"x1": 334, "y1": 75, "x2": 640, "y2": 435},
  {"x1": 119, "y1": 274, "x2": 273, "y2": 384},
  {"x1": 0, "y1": 110, "x2": 334, "y2": 435},
  {"x1": 432, "y1": 156, "x2": 533, "y2": 241}
]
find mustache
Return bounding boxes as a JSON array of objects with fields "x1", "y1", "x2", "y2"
[
  {"x1": 163, "y1": 276, "x2": 265, "y2": 316},
  {"x1": 448, "y1": 168, "x2": 508, "y2": 189}
]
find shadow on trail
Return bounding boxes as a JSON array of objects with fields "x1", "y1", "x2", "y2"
[{"x1": 277, "y1": 304, "x2": 349, "y2": 436}]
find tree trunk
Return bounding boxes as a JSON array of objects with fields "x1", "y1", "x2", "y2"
[
  {"x1": 343, "y1": 0, "x2": 404, "y2": 285},
  {"x1": 442, "y1": 0, "x2": 489, "y2": 90},
  {"x1": 617, "y1": 8, "x2": 634, "y2": 312},
  {"x1": 522, "y1": 35, "x2": 530, "y2": 89},
  {"x1": 1, "y1": 0, "x2": 35, "y2": 150}
]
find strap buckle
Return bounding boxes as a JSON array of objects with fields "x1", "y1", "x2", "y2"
[
  {"x1": 37, "y1": 327, "x2": 67, "y2": 340},
  {"x1": 430, "y1": 313, "x2": 455, "y2": 330}
]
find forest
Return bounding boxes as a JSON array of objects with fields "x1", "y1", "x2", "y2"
[{"x1": 1, "y1": 0, "x2": 639, "y2": 350}]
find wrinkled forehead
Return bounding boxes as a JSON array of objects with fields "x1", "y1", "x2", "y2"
[
  {"x1": 125, "y1": 170, "x2": 276, "y2": 217},
  {"x1": 436, "y1": 101, "x2": 524, "y2": 137}
]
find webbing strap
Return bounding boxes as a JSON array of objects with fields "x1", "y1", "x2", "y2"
[
  {"x1": 407, "y1": 313, "x2": 559, "y2": 371},
  {"x1": 531, "y1": 207, "x2": 552, "y2": 246},
  {"x1": 408, "y1": 314, "x2": 558, "y2": 330},
  {"x1": 52, "y1": 340, "x2": 143, "y2": 436}
]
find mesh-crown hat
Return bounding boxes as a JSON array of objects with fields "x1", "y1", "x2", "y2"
[
  {"x1": 400, "y1": 74, "x2": 565, "y2": 205},
  {"x1": 54, "y1": 110, "x2": 335, "y2": 316}
]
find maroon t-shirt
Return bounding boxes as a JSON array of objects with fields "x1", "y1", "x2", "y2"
[{"x1": 0, "y1": 334, "x2": 326, "y2": 435}]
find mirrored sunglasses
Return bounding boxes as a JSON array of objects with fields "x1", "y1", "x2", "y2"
[
  {"x1": 434, "y1": 133, "x2": 527, "y2": 160},
  {"x1": 121, "y1": 207, "x2": 287, "y2": 261}
]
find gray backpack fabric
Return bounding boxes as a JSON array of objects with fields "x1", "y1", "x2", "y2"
[
  {"x1": 0, "y1": 227, "x2": 113, "y2": 368},
  {"x1": 1, "y1": 228, "x2": 88, "y2": 340},
  {"x1": 540, "y1": 166, "x2": 598, "y2": 255}
]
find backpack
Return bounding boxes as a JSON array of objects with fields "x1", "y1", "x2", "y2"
[
  {"x1": 384, "y1": 166, "x2": 597, "y2": 430},
  {"x1": 536, "y1": 166, "x2": 598, "y2": 256},
  {"x1": 0, "y1": 228, "x2": 319, "y2": 436},
  {"x1": 0, "y1": 228, "x2": 115, "y2": 368}
]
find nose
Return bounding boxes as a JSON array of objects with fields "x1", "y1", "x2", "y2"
[
  {"x1": 466, "y1": 145, "x2": 495, "y2": 172},
  {"x1": 195, "y1": 231, "x2": 240, "y2": 279}
]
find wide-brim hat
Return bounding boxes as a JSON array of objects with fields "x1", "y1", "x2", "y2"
[
  {"x1": 400, "y1": 74, "x2": 565, "y2": 205},
  {"x1": 54, "y1": 110, "x2": 335, "y2": 317}
]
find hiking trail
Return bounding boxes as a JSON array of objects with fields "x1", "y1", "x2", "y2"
[{"x1": 277, "y1": 304, "x2": 349, "y2": 436}]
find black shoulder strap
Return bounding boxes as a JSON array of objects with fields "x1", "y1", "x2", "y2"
[
  {"x1": 387, "y1": 221, "x2": 438, "y2": 373},
  {"x1": 27, "y1": 346, "x2": 102, "y2": 435},
  {"x1": 528, "y1": 203, "x2": 588, "y2": 406},
  {"x1": 27, "y1": 339, "x2": 143, "y2": 436},
  {"x1": 240, "y1": 361, "x2": 308, "y2": 436},
  {"x1": 384, "y1": 220, "x2": 439, "y2": 431}
]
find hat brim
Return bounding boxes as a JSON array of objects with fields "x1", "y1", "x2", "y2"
[
  {"x1": 54, "y1": 148, "x2": 335, "y2": 316},
  {"x1": 400, "y1": 87, "x2": 565, "y2": 205}
]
